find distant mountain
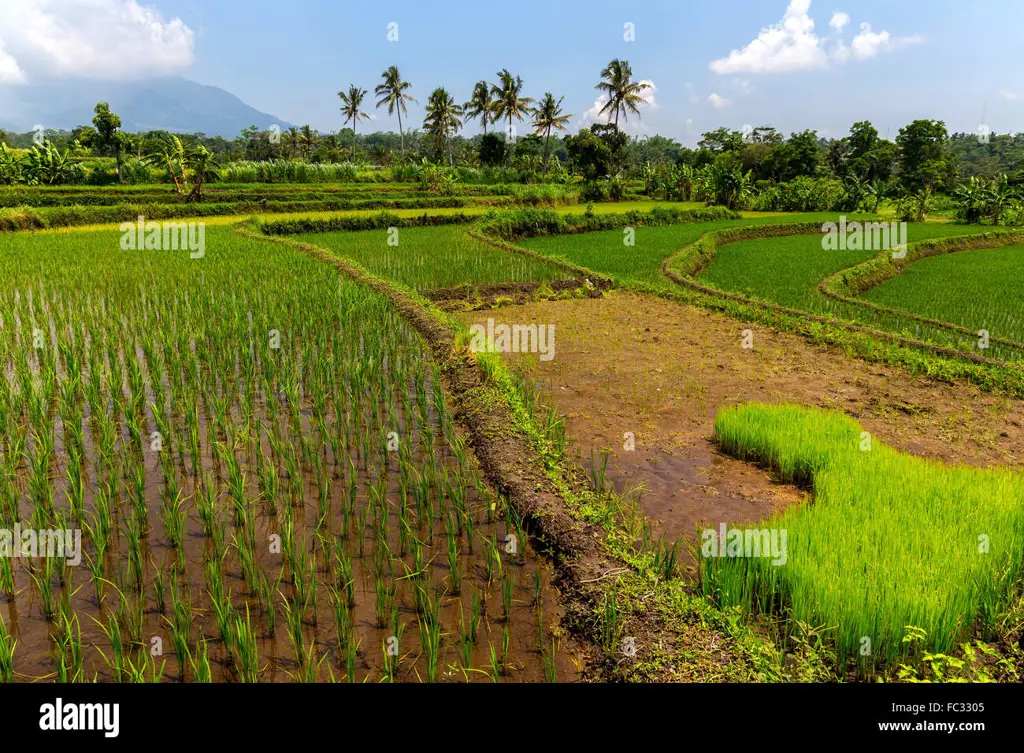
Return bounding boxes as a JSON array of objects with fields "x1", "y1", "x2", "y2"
[{"x1": 0, "y1": 76, "x2": 294, "y2": 138}]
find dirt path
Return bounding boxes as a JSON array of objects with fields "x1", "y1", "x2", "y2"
[{"x1": 457, "y1": 291, "x2": 1024, "y2": 571}]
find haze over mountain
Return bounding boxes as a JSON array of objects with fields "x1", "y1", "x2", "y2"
[{"x1": 0, "y1": 77, "x2": 294, "y2": 138}]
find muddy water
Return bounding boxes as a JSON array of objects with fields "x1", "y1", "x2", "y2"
[
  {"x1": 0, "y1": 368, "x2": 579, "y2": 684},
  {"x1": 580, "y1": 437, "x2": 805, "y2": 572}
]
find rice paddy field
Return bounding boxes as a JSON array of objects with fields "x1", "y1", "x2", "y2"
[
  {"x1": 862, "y1": 244, "x2": 1024, "y2": 347},
  {"x1": 692, "y1": 223, "x2": 1024, "y2": 361},
  {"x1": 519, "y1": 213, "x2": 875, "y2": 287},
  {"x1": 2, "y1": 178, "x2": 1023, "y2": 685},
  {"x1": 293, "y1": 225, "x2": 571, "y2": 291},
  {"x1": 0, "y1": 224, "x2": 573, "y2": 683}
]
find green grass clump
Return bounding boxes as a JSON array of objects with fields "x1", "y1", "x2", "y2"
[{"x1": 706, "y1": 403, "x2": 1024, "y2": 670}]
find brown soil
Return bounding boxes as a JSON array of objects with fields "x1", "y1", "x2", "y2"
[
  {"x1": 425, "y1": 280, "x2": 601, "y2": 313},
  {"x1": 456, "y1": 291, "x2": 1024, "y2": 573}
]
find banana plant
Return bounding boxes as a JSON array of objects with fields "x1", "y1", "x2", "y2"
[
  {"x1": 144, "y1": 135, "x2": 189, "y2": 194},
  {"x1": 184, "y1": 145, "x2": 220, "y2": 202},
  {"x1": 952, "y1": 177, "x2": 988, "y2": 224},
  {"x1": 0, "y1": 143, "x2": 21, "y2": 184},
  {"x1": 985, "y1": 174, "x2": 1021, "y2": 226},
  {"x1": 21, "y1": 141, "x2": 82, "y2": 185}
]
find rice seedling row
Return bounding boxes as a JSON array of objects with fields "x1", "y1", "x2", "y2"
[
  {"x1": 861, "y1": 244, "x2": 1024, "y2": 350},
  {"x1": 0, "y1": 226, "x2": 571, "y2": 683},
  {"x1": 293, "y1": 225, "x2": 572, "y2": 292}
]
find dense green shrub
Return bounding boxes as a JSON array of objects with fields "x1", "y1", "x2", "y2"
[
  {"x1": 752, "y1": 177, "x2": 845, "y2": 212},
  {"x1": 260, "y1": 211, "x2": 476, "y2": 235},
  {"x1": 477, "y1": 206, "x2": 740, "y2": 241}
]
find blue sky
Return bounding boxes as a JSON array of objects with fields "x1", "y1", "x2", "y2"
[{"x1": 2, "y1": 0, "x2": 1022, "y2": 144}]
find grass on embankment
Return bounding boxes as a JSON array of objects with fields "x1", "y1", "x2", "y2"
[{"x1": 706, "y1": 403, "x2": 1024, "y2": 672}]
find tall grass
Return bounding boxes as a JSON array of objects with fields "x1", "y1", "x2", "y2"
[{"x1": 218, "y1": 160, "x2": 359, "y2": 184}]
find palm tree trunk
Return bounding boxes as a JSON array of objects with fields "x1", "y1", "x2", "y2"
[
  {"x1": 352, "y1": 121, "x2": 357, "y2": 162},
  {"x1": 507, "y1": 115, "x2": 513, "y2": 168},
  {"x1": 543, "y1": 130, "x2": 551, "y2": 175},
  {"x1": 398, "y1": 109, "x2": 405, "y2": 161}
]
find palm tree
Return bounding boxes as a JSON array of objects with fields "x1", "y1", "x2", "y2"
[
  {"x1": 464, "y1": 80, "x2": 495, "y2": 134},
  {"x1": 595, "y1": 59, "x2": 650, "y2": 129},
  {"x1": 531, "y1": 93, "x2": 572, "y2": 174},
  {"x1": 338, "y1": 85, "x2": 369, "y2": 161},
  {"x1": 298, "y1": 125, "x2": 318, "y2": 159},
  {"x1": 423, "y1": 88, "x2": 464, "y2": 166},
  {"x1": 374, "y1": 66, "x2": 416, "y2": 161},
  {"x1": 490, "y1": 70, "x2": 534, "y2": 165},
  {"x1": 285, "y1": 127, "x2": 300, "y2": 157}
]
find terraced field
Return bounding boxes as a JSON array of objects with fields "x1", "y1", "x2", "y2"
[
  {"x1": 0, "y1": 222, "x2": 573, "y2": 684},
  {"x1": 293, "y1": 225, "x2": 571, "y2": 291},
  {"x1": 2, "y1": 184, "x2": 1023, "y2": 685},
  {"x1": 863, "y1": 243, "x2": 1024, "y2": 346},
  {"x1": 520, "y1": 213, "x2": 875, "y2": 286}
]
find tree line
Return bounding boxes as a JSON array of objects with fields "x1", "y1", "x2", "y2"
[{"x1": 0, "y1": 57, "x2": 1021, "y2": 221}]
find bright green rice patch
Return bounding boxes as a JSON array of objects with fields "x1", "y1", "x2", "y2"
[
  {"x1": 707, "y1": 403, "x2": 1024, "y2": 671},
  {"x1": 294, "y1": 224, "x2": 570, "y2": 291},
  {"x1": 863, "y1": 244, "x2": 1024, "y2": 347}
]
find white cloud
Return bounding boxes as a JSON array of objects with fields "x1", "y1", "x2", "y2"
[
  {"x1": 0, "y1": 40, "x2": 25, "y2": 84},
  {"x1": 733, "y1": 78, "x2": 753, "y2": 94},
  {"x1": 0, "y1": 0, "x2": 195, "y2": 82},
  {"x1": 709, "y1": 0, "x2": 922, "y2": 75},
  {"x1": 707, "y1": 92, "x2": 732, "y2": 109},
  {"x1": 999, "y1": 89, "x2": 1019, "y2": 101},
  {"x1": 848, "y1": 23, "x2": 923, "y2": 60},
  {"x1": 829, "y1": 11, "x2": 850, "y2": 31},
  {"x1": 579, "y1": 79, "x2": 657, "y2": 134},
  {"x1": 709, "y1": 0, "x2": 828, "y2": 74},
  {"x1": 685, "y1": 81, "x2": 699, "y2": 104}
]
